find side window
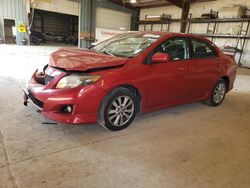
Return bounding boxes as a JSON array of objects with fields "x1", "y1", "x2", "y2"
[
  {"x1": 191, "y1": 39, "x2": 216, "y2": 59},
  {"x1": 156, "y1": 38, "x2": 189, "y2": 61}
]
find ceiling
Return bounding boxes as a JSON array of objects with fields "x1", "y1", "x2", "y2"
[
  {"x1": 122, "y1": 0, "x2": 174, "y2": 8},
  {"x1": 108, "y1": 0, "x2": 216, "y2": 9}
]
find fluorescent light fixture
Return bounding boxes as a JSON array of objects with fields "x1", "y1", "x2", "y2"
[
  {"x1": 130, "y1": 0, "x2": 137, "y2": 4},
  {"x1": 119, "y1": 27, "x2": 126, "y2": 30},
  {"x1": 146, "y1": 15, "x2": 161, "y2": 19}
]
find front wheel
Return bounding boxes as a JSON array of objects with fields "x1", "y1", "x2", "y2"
[
  {"x1": 98, "y1": 88, "x2": 138, "y2": 131},
  {"x1": 204, "y1": 79, "x2": 227, "y2": 106}
]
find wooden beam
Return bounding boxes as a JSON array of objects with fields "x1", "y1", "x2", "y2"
[
  {"x1": 137, "y1": 0, "x2": 216, "y2": 9},
  {"x1": 166, "y1": 0, "x2": 183, "y2": 8},
  {"x1": 108, "y1": 0, "x2": 216, "y2": 9},
  {"x1": 137, "y1": 2, "x2": 173, "y2": 8}
]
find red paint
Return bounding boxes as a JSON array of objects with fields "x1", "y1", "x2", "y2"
[
  {"x1": 25, "y1": 32, "x2": 237, "y2": 124},
  {"x1": 49, "y1": 48, "x2": 127, "y2": 71},
  {"x1": 151, "y1": 53, "x2": 170, "y2": 63}
]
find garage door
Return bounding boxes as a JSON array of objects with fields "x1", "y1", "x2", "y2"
[
  {"x1": 32, "y1": 9, "x2": 78, "y2": 37},
  {"x1": 96, "y1": 8, "x2": 131, "y2": 31},
  {"x1": 35, "y1": 0, "x2": 79, "y2": 16}
]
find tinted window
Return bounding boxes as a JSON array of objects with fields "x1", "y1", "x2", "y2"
[
  {"x1": 191, "y1": 39, "x2": 216, "y2": 59},
  {"x1": 156, "y1": 38, "x2": 189, "y2": 61}
]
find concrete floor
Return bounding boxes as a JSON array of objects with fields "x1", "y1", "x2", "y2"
[{"x1": 0, "y1": 45, "x2": 250, "y2": 188}]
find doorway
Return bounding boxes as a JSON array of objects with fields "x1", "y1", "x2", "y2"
[{"x1": 4, "y1": 19, "x2": 16, "y2": 44}]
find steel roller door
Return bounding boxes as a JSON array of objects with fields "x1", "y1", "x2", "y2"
[{"x1": 96, "y1": 8, "x2": 131, "y2": 31}]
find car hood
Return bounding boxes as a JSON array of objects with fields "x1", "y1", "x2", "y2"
[{"x1": 49, "y1": 48, "x2": 128, "y2": 71}]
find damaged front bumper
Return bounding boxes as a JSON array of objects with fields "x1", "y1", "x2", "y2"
[
  {"x1": 23, "y1": 88, "x2": 43, "y2": 111},
  {"x1": 22, "y1": 68, "x2": 107, "y2": 124}
]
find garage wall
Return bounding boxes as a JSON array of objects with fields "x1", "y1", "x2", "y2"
[
  {"x1": 139, "y1": 0, "x2": 250, "y2": 31},
  {"x1": 34, "y1": 0, "x2": 136, "y2": 38},
  {"x1": 34, "y1": 0, "x2": 79, "y2": 16},
  {"x1": 139, "y1": 5, "x2": 181, "y2": 32},
  {"x1": 97, "y1": 0, "x2": 139, "y2": 31},
  {"x1": 139, "y1": 0, "x2": 250, "y2": 67},
  {"x1": 96, "y1": 8, "x2": 131, "y2": 31},
  {"x1": 0, "y1": 0, "x2": 27, "y2": 45},
  {"x1": 34, "y1": 0, "x2": 138, "y2": 30}
]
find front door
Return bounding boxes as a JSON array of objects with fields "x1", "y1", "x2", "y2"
[{"x1": 145, "y1": 37, "x2": 193, "y2": 106}]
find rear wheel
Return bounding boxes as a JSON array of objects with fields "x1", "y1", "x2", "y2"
[
  {"x1": 204, "y1": 79, "x2": 227, "y2": 106},
  {"x1": 98, "y1": 88, "x2": 138, "y2": 131}
]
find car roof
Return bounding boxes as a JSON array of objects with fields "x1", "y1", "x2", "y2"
[{"x1": 137, "y1": 31, "x2": 211, "y2": 43}]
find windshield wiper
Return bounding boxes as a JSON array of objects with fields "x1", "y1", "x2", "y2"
[{"x1": 102, "y1": 50, "x2": 114, "y2": 56}]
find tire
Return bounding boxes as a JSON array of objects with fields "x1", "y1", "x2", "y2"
[
  {"x1": 35, "y1": 40, "x2": 41, "y2": 45},
  {"x1": 98, "y1": 87, "x2": 138, "y2": 131},
  {"x1": 204, "y1": 79, "x2": 227, "y2": 106}
]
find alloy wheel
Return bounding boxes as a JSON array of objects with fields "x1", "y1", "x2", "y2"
[
  {"x1": 108, "y1": 95, "x2": 135, "y2": 127},
  {"x1": 213, "y1": 82, "x2": 226, "y2": 104}
]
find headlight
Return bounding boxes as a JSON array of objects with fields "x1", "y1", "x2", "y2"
[{"x1": 56, "y1": 74, "x2": 102, "y2": 89}]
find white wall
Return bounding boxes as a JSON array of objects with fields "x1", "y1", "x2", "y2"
[
  {"x1": 96, "y1": 8, "x2": 131, "y2": 31},
  {"x1": 190, "y1": 0, "x2": 250, "y2": 18},
  {"x1": 139, "y1": 5, "x2": 181, "y2": 32},
  {"x1": 190, "y1": 0, "x2": 250, "y2": 67},
  {"x1": 95, "y1": 27, "x2": 127, "y2": 43},
  {"x1": 95, "y1": 8, "x2": 131, "y2": 43},
  {"x1": 139, "y1": 0, "x2": 250, "y2": 67},
  {"x1": 34, "y1": 0, "x2": 79, "y2": 16}
]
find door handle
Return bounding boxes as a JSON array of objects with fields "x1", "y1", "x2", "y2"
[{"x1": 188, "y1": 65, "x2": 194, "y2": 72}]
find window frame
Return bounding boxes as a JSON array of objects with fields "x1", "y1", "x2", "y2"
[
  {"x1": 188, "y1": 38, "x2": 218, "y2": 60},
  {"x1": 93, "y1": 33, "x2": 163, "y2": 58},
  {"x1": 145, "y1": 37, "x2": 191, "y2": 64}
]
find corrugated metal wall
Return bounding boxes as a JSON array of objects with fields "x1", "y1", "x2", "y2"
[{"x1": 0, "y1": 0, "x2": 27, "y2": 45}]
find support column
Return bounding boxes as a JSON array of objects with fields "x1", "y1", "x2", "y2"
[
  {"x1": 79, "y1": 0, "x2": 97, "y2": 48},
  {"x1": 131, "y1": 9, "x2": 140, "y2": 31},
  {"x1": 0, "y1": 19, "x2": 4, "y2": 43},
  {"x1": 180, "y1": 0, "x2": 190, "y2": 33}
]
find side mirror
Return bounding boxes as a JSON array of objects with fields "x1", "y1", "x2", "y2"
[{"x1": 151, "y1": 53, "x2": 170, "y2": 64}]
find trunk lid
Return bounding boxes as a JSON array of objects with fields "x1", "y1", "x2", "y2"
[{"x1": 49, "y1": 48, "x2": 128, "y2": 71}]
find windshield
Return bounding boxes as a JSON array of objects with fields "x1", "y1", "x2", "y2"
[{"x1": 93, "y1": 33, "x2": 162, "y2": 58}]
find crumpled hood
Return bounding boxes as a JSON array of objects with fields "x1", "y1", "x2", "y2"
[{"x1": 49, "y1": 48, "x2": 128, "y2": 71}]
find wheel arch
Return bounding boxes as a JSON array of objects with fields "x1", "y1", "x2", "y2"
[
  {"x1": 97, "y1": 84, "x2": 142, "y2": 129},
  {"x1": 109, "y1": 84, "x2": 142, "y2": 114}
]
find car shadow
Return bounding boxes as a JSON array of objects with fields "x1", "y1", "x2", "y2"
[{"x1": 47, "y1": 101, "x2": 208, "y2": 133}]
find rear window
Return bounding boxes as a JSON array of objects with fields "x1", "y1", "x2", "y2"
[{"x1": 191, "y1": 39, "x2": 217, "y2": 59}]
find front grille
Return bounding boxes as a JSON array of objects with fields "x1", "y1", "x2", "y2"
[
  {"x1": 28, "y1": 92, "x2": 44, "y2": 109},
  {"x1": 44, "y1": 74, "x2": 54, "y2": 85}
]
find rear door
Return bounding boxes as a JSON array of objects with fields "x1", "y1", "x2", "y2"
[{"x1": 188, "y1": 38, "x2": 220, "y2": 99}]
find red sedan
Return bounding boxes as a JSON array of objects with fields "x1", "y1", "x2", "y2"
[{"x1": 23, "y1": 32, "x2": 237, "y2": 131}]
